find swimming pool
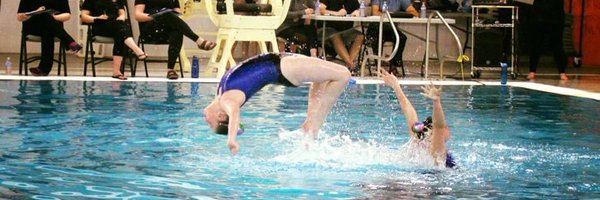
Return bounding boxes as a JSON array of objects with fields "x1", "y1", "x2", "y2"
[{"x1": 0, "y1": 79, "x2": 598, "y2": 199}]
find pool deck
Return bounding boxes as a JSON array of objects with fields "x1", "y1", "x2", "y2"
[{"x1": 2, "y1": 53, "x2": 599, "y2": 101}]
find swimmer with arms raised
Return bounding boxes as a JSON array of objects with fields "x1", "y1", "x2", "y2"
[
  {"x1": 379, "y1": 68, "x2": 456, "y2": 168},
  {"x1": 203, "y1": 53, "x2": 351, "y2": 154}
]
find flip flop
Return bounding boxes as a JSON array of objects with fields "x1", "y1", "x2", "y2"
[
  {"x1": 198, "y1": 40, "x2": 216, "y2": 51},
  {"x1": 111, "y1": 74, "x2": 127, "y2": 80}
]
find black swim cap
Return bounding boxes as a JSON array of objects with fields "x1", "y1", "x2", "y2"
[{"x1": 215, "y1": 121, "x2": 229, "y2": 135}]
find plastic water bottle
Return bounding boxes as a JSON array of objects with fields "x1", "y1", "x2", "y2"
[
  {"x1": 191, "y1": 56, "x2": 199, "y2": 78},
  {"x1": 359, "y1": 0, "x2": 366, "y2": 17},
  {"x1": 500, "y1": 59, "x2": 508, "y2": 85},
  {"x1": 420, "y1": 2, "x2": 427, "y2": 18},
  {"x1": 4, "y1": 57, "x2": 12, "y2": 75},
  {"x1": 349, "y1": 78, "x2": 357, "y2": 85},
  {"x1": 382, "y1": 0, "x2": 388, "y2": 12},
  {"x1": 315, "y1": 0, "x2": 321, "y2": 16}
]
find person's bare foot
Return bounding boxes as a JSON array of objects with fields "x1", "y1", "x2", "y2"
[
  {"x1": 527, "y1": 72, "x2": 536, "y2": 80},
  {"x1": 560, "y1": 73, "x2": 569, "y2": 80}
]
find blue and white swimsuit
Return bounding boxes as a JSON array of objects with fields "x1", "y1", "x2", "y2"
[{"x1": 218, "y1": 53, "x2": 297, "y2": 104}]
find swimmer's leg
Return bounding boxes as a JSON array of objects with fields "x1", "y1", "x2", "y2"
[
  {"x1": 302, "y1": 82, "x2": 325, "y2": 137},
  {"x1": 281, "y1": 55, "x2": 351, "y2": 136}
]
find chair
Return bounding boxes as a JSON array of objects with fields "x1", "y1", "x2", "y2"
[
  {"x1": 204, "y1": 0, "x2": 292, "y2": 78},
  {"x1": 19, "y1": 29, "x2": 67, "y2": 76},
  {"x1": 135, "y1": 35, "x2": 184, "y2": 78}
]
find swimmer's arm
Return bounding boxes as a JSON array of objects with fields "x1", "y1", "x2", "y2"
[
  {"x1": 422, "y1": 83, "x2": 449, "y2": 166},
  {"x1": 220, "y1": 95, "x2": 245, "y2": 155},
  {"x1": 379, "y1": 68, "x2": 419, "y2": 137},
  {"x1": 430, "y1": 98, "x2": 449, "y2": 166},
  {"x1": 221, "y1": 101, "x2": 241, "y2": 155}
]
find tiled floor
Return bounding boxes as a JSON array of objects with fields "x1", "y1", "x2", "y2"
[{"x1": 3, "y1": 53, "x2": 600, "y2": 94}]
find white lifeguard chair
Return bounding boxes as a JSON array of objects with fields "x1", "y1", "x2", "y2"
[{"x1": 204, "y1": 0, "x2": 292, "y2": 78}]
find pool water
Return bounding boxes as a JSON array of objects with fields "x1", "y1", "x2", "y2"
[{"x1": 0, "y1": 80, "x2": 599, "y2": 199}]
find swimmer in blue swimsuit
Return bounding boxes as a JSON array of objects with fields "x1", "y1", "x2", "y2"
[
  {"x1": 379, "y1": 68, "x2": 456, "y2": 168},
  {"x1": 204, "y1": 53, "x2": 351, "y2": 154}
]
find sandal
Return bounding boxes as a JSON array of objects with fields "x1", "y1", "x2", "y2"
[
  {"x1": 166, "y1": 70, "x2": 179, "y2": 80},
  {"x1": 198, "y1": 40, "x2": 216, "y2": 51},
  {"x1": 112, "y1": 74, "x2": 128, "y2": 80}
]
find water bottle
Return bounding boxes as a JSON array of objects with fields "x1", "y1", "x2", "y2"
[
  {"x1": 348, "y1": 78, "x2": 357, "y2": 85},
  {"x1": 191, "y1": 56, "x2": 199, "y2": 78},
  {"x1": 382, "y1": 0, "x2": 388, "y2": 12},
  {"x1": 315, "y1": 0, "x2": 321, "y2": 16},
  {"x1": 359, "y1": 0, "x2": 366, "y2": 17},
  {"x1": 500, "y1": 58, "x2": 508, "y2": 85},
  {"x1": 420, "y1": 2, "x2": 427, "y2": 18},
  {"x1": 4, "y1": 57, "x2": 12, "y2": 75}
]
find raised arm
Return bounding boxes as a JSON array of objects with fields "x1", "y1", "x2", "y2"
[
  {"x1": 420, "y1": 82, "x2": 450, "y2": 166},
  {"x1": 379, "y1": 68, "x2": 419, "y2": 137}
]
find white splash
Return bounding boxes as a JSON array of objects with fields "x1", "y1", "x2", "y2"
[{"x1": 272, "y1": 129, "x2": 438, "y2": 169}]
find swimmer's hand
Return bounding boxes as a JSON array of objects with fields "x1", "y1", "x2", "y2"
[
  {"x1": 378, "y1": 68, "x2": 399, "y2": 88},
  {"x1": 420, "y1": 81, "x2": 442, "y2": 100},
  {"x1": 228, "y1": 139, "x2": 240, "y2": 155}
]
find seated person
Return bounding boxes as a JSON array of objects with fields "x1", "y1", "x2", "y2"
[
  {"x1": 318, "y1": 0, "x2": 365, "y2": 72},
  {"x1": 135, "y1": 0, "x2": 217, "y2": 79},
  {"x1": 81, "y1": 0, "x2": 147, "y2": 80},
  {"x1": 366, "y1": 0, "x2": 418, "y2": 76},
  {"x1": 276, "y1": 0, "x2": 318, "y2": 57},
  {"x1": 17, "y1": 0, "x2": 83, "y2": 76}
]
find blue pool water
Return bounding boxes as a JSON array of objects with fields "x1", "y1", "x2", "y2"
[{"x1": 0, "y1": 80, "x2": 599, "y2": 199}]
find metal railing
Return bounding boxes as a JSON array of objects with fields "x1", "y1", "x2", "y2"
[{"x1": 425, "y1": 10, "x2": 467, "y2": 80}]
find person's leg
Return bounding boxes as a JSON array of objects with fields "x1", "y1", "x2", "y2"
[
  {"x1": 330, "y1": 34, "x2": 354, "y2": 69},
  {"x1": 112, "y1": 56, "x2": 125, "y2": 77},
  {"x1": 37, "y1": 32, "x2": 56, "y2": 74},
  {"x1": 38, "y1": 15, "x2": 80, "y2": 52},
  {"x1": 547, "y1": 24, "x2": 568, "y2": 80},
  {"x1": 528, "y1": 23, "x2": 544, "y2": 80},
  {"x1": 156, "y1": 13, "x2": 213, "y2": 48},
  {"x1": 303, "y1": 24, "x2": 319, "y2": 57},
  {"x1": 115, "y1": 21, "x2": 145, "y2": 57},
  {"x1": 167, "y1": 29, "x2": 184, "y2": 78},
  {"x1": 348, "y1": 32, "x2": 365, "y2": 70},
  {"x1": 280, "y1": 54, "x2": 351, "y2": 136}
]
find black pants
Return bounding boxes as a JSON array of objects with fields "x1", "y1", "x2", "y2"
[
  {"x1": 24, "y1": 14, "x2": 77, "y2": 74},
  {"x1": 367, "y1": 23, "x2": 407, "y2": 67},
  {"x1": 529, "y1": 23, "x2": 567, "y2": 74},
  {"x1": 277, "y1": 24, "x2": 318, "y2": 56},
  {"x1": 140, "y1": 13, "x2": 200, "y2": 69},
  {"x1": 93, "y1": 20, "x2": 133, "y2": 56}
]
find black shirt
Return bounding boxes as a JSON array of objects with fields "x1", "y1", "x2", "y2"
[
  {"x1": 321, "y1": 0, "x2": 359, "y2": 13},
  {"x1": 18, "y1": 0, "x2": 71, "y2": 14},
  {"x1": 81, "y1": 0, "x2": 126, "y2": 19},
  {"x1": 134, "y1": 0, "x2": 180, "y2": 14},
  {"x1": 532, "y1": 0, "x2": 564, "y2": 25}
]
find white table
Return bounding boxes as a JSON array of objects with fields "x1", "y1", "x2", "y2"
[{"x1": 305, "y1": 14, "x2": 456, "y2": 77}]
